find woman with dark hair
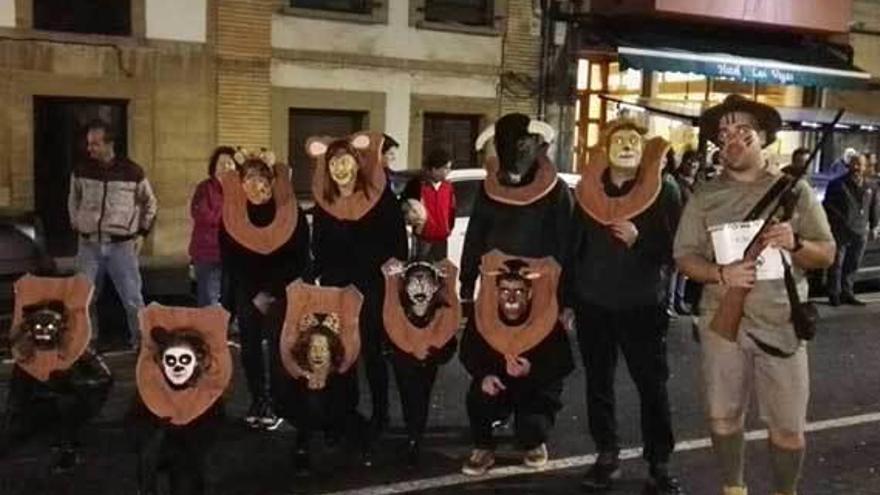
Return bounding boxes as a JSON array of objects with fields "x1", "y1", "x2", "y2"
[
  {"x1": 189, "y1": 146, "x2": 236, "y2": 307},
  {"x1": 306, "y1": 132, "x2": 408, "y2": 463},
  {"x1": 219, "y1": 150, "x2": 311, "y2": 431}
]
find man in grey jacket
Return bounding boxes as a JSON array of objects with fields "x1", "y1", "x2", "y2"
[{"x1": 68, "y1": 119, "x2": 158, "y2": 348}]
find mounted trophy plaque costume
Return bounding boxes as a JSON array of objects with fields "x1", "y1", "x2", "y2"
[
  {"x1": 567, "y1": 118, "x2": 683, "y2": 493},
  {"x1": 131, "y1": 304, "x2": 232, "y2": 495},
  {"x1": 1, "y1": 275, "x2": 112, "y2": 472},
  {"x1": 459, "y1": 113, "x2": 574, "y2": 477},
  {"x1": 382, "y1": 258, "x2": 460, "y2": 465},
  {"x1": 278, "y1": 280, "x2": 364, "y2": 473},
  {"x1": 219, "y1": 148, "x2": 311, "y2": 431},
  {"x1": 306, "y1": 131, "x2": 408, "y2": 458}
]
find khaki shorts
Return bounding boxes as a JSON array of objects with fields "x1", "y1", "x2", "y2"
[{"x1": 699, "y1": 327, "x2": 809, "y2": 434}]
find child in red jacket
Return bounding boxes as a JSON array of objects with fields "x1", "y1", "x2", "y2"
[{"x1": 402, "y1": 149, "x2": 456, "y2": 261}]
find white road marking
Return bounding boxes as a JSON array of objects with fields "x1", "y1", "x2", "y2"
[{"x1": 319, "y1": 411, "x2": 880, "y2": 495}]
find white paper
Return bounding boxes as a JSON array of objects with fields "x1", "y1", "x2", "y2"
[{"x1": 709, "y1": 220, "x2": 787, "y2": 281}]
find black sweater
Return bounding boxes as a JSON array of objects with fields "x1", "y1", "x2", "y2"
[
  {"x1": 459, "y1": 320, "x2": 574, "y2": 388},
  {"x1": 310, "y1": 186, "x2": 408, "y2": 298},
  {"x1": 459, "y1": 180, "x2": 573, "y2": 300},
  {"x1": 219, "y1": 200, "x2": 311, "y2": 301},
  {"x1": 565, "y1": 175, "x2": 682, "y2": 310}
]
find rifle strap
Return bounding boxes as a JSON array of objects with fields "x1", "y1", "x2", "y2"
[{"x1": 744, "y1": 175, "x2": 793, "y2": 222}]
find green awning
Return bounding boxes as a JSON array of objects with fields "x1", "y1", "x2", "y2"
[
  {"x1": 618, "y1": 46, "x2": 871, "y2": 89},
  {"x1": 574, "y1": 18, "x2": 874, "y2": 90}
]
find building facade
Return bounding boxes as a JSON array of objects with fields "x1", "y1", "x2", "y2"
[{"x1": 0, "y1": 0, "x2": 543, "y2": 261}]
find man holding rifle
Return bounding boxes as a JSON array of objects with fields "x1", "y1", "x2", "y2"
[{"x1": 674, "y1": 95, "x2": 835, "y2": 495}]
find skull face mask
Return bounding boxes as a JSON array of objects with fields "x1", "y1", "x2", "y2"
[
  {"x1": 400, "y1": 263, "x2": 445, "y2": 327},
  {"x1": 608, "y1": 128, "x2": 643, "y2": 170},
  {"x1": 162, "y1": 344, "x2": 197, "y2": 389}
]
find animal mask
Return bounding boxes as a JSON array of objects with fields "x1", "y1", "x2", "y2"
[
  {"x1": 18, "y1": 301, "x2": 68, "y2": 352},
  {"x1": 382, "y1": 259, "x2": 460, "y2": 361},
  {"x1": 291, "y1": 313, "x2": 345, "y2": 390},
  {"x1": 475, "y1": 113, "x2": 556, "y2": 186},
  {"x1": 608, "y1": 128, "x2": 644, "y2": 170}
]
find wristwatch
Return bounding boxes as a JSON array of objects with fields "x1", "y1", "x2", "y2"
[{"x1": 791, "y1": 234, "x2": 804, "y2": 253}]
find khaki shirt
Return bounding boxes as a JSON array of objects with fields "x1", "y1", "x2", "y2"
[{"x1": 673, "y1": 171, "x2": 833, "y2": 350}]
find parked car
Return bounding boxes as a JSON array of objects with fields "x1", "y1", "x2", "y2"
[
  {"x1": 390, "y1": 168, "x2": 580, "y2": 270},
  {"x1": 0, "y1": 210, "x2": 55, "y2": 356}
]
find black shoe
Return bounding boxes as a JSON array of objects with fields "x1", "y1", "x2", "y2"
[
  {"x1": 581, "y1": 454, "x2": 621, "y2": 492},
  {"x1": 244, "y1": 399, "x2": 263, "y2": 429},
  {"x1": 51, "y1": 446, "x2": 79, "y2": 474},
  {"x1": 666, "y1": 307, "x2": 679, "y2": 319},
  {"x1": 260, "y1": 400, "x2": 284, "y2": 431},
  {"x1": 829, "y1": 294, "x2": 841, "y2": 307},
  {"x1": 674, "y1": 301, "x2": 692, "y2": 316},
  {"x1": 405, "y1": 439, "x2": 421, "y2": 468},
  {"x1": 293, "y1": 447, "x2": 310, "y2": 477},
  {"x1": 643, "y1": 471, "x2": 683, "y2": 495},
  {"x1": 841, "y1": 294, "x2": 866, "y2": 306}
]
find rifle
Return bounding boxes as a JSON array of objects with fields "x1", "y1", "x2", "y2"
[{"x1": 709, "y1": 108, "x2": 845, "y2": 341}]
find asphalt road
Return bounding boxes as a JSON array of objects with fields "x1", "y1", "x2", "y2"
[{"x1": 2, "y1": 295, "x2": 880, "y2": 495}]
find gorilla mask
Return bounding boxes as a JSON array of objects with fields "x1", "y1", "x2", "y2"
[{"x1": 494, "y1": 259, "x2": 541, "y2": 326}]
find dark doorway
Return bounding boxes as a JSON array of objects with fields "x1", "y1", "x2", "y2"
[
  {"x1": 423, "y1": 113, "x2": 480, "y2": 169},
  {"x1": 34, "y1": 97, "x2": 128, "y2": 258},
  {"x1": 288, "y1": 108, "x2": 367, "y2": 198}
]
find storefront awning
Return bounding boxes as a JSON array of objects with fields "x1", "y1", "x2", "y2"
[
  {"x1": 576, "y1": 18, "x2": 874, "y2": 89},
  {"x1": 599, "y1": 95, "x2": 880, "y2": 132},
  {"x1": 618, "y1": 46, "x2": 871, "y2": 89}
]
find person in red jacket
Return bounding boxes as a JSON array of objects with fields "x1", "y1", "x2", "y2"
[
  {"x1": 402, "y1": 149, "x2": 456, "y2": 261},
  {"x1": 189, "y1": 146, "x2": 236, "y2": 307}
]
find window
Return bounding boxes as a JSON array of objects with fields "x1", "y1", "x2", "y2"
[
  {"x1": 33, "y1": 0, "x2": 131, "y2": 36},
  {"x1": 423, "y1": 113, "x2": 480, "y2": 170},
  {"x1": 424, "y1": 0, "x2": 494, "y2": 27},
  {"x1": 289, "y1": 109, "x2": 367, "y2": 197},
  {"x1": 290, "y1": 0, "x2": 370, "y2": 14}
]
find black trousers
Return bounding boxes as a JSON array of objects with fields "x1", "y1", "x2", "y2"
[
  {"x1": 235, "y1": 290, "x2": 285, "y2": 403},
  {"x1": 1, "y1": 361, "x2": 111, "y2": 454},
  {"x1": 391, "y1": 356, "x2": 439, "y2": 441},
  {"x1": 466, "y1": 377, "x2": 564, "y2": 450},
  {"x1": 828, "y1": 233, "x2": 867, "y2": 298},
  {"x1": 575, "y1": 302, "x2": 675, "y2": 464},
  {"x1": 361, "y1": 299, "x2": 390, "y2": 427},
  {"x1": 131, "y1": 401, "x2": 222, "y2": 495},
  {"x1": 280, "y1": 371, "x2": 365, "y2": 446}
]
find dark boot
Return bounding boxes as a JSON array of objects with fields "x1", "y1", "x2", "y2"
[
  {"x1": 581, "y1": 451, "x2": 621, "y2": 492},
  {"x1": 644, "y1": 463, "x2": 683, "y2": 495}
]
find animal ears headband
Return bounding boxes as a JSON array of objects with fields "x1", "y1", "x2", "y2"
[
  {"x1": 475, "y1": 120, "x2": 556, "y2": 152},
  {"x1": 305, "y1": 134, "x2": 373, "y2": 159},
  {"x1": 233, "y1": 147, "x2": 277, "y2": 168},
  {"x1": 382, "y1": 260, "x2": 449, "y2": 279},
  {"x1": 299, "y1": 312, "x2": 342, "y2": 335}
]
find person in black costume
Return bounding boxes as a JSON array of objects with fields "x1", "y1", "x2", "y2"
[
  {"x1": 567, "y1": 119, "x2": 683, "y2": 494},
  {"x1": 381, "y1": 259, "x2": 460, "y2": 467},
  {"x1": 0, "y1": 276, "x2": 112, "y2": 473},
  {"x1": 219, "y1": 150, "x2": 310, "y2": 431},
  {"x1": 306, "y1": 132, "x2": 408, "y2": 462},
  {"x1": 129, "y1": 305, "x2": 232, "y2": 495},
  {"x1": 457, "y1": 113, "x2": 574, "y2": 475},
  {"x1": 460, "y1": 254, "x2": 573, "y2": 475},
  {"x1": 459, "y1": 113, "x2": 573, "y2": 304}
]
